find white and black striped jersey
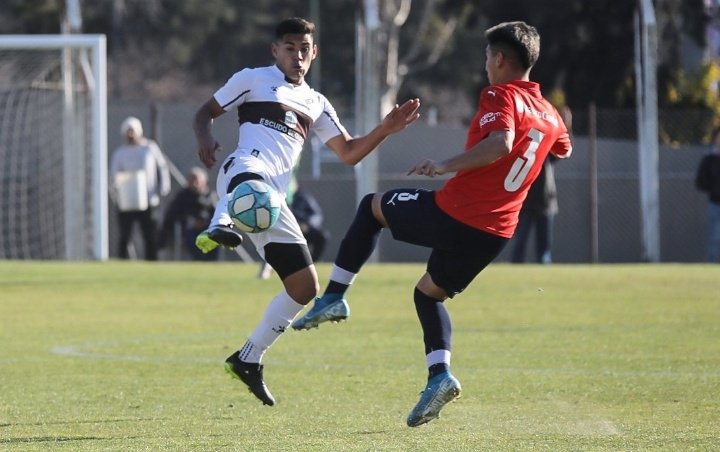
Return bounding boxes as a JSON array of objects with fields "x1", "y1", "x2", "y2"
[{"x1": 214, "y1": 65, "x2": 347, "y2": 194}]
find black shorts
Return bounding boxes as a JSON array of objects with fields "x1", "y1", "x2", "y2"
[{"x1": 380, "y1": 188, "x2": 508, "y2": 297}]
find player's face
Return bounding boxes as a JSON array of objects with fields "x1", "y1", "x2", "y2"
[{"x1": 272, "y1": 33, "x2": 317, "y2": 84}]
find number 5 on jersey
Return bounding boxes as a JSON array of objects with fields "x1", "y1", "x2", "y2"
[{"x1": 504, "y1": 128, "x2": 544, "y2": 192}]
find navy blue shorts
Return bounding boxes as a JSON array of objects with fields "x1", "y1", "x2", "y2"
[{"x1": 380, "y1": 188, "x2": 508, "y2": 297}]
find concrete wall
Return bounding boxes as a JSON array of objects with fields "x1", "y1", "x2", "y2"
[{"x1": 108, "y1": 102, "x2": 710, "y2": 263}]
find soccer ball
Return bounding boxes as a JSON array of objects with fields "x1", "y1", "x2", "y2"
[{"x1": 228, "y1": 180, "x2": 282, "y2": 233}]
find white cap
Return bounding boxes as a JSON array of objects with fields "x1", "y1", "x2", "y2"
[
  {"x1": 120, "y1": 116, "x2": 143, "y2": 136},
  {"x1": 189, "y1": 166, "x2": 208, "y2": 182}
]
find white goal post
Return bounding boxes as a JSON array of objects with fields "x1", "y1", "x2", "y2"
[
  {"x1": 0, "y1": 34, "x2": 108, "y2": 260},
  {"x1": 634, "y1": 0, "x2": 660, "y2": 262}
]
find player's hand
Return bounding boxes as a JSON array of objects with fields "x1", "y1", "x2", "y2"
[
  {"x1": 198, "y1": 140, "x2": 222, "y2": 168},
  {"x1": 407, "y1": 159, "x2": 447, "y2": 177},
  {"x1": 381, "y1": 98, "x2": 421, "y2": 134}
]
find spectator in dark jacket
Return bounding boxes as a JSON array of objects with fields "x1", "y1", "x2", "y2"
[
  {"x1": 695, "y1": 129, "x2": 720, "y2": 262},
  {"x1": 511, "y1": 157, "x2": 558, "y2": 264},
  {"x1": 290, "y1": 188, "x2": 329, "y2": 262}
]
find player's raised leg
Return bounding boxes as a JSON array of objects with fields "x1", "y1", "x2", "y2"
[
  {"x1": 195, "y1": 191, "x2": 244, "y2": 252},
  {"x1": 196, "y1": 172, "x2": 260, "y2": 253},
  {"x1": 292, "y1": 193, "x2": 385, "y2": 330}
]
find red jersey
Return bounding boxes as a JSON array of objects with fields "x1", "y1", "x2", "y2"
[{"x1": 435, "y1": 80, "x2": 572, "y2": 238}]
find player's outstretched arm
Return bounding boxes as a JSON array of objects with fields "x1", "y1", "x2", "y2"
[
  {"x1": 193, "y1": 98, "x2": 226, "y2": 169},
  {"x1": 326, "y1": 98, "x2": 421, "y2": 166},
  {"x1": 407, "y1": 130, "x2": 512, "y2": 177}
]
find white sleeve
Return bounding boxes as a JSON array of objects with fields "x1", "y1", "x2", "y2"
[
  {"x1": 213, "y1": 68, "x2": 253, "y2": 111},
  {"x1": 313, "y1": 93, "x2": 348, "y2": 143}
]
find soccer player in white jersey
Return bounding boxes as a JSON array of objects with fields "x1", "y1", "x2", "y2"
[{"x1": 191, "y1": 17, "x2": 421, "y2": 405}]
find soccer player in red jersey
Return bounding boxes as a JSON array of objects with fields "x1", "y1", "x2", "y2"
[{"x1": 293, "y1": 21, "x2": 572, "y2": 426}]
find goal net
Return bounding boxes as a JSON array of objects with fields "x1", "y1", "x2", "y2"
[{"x1": 0, "y1": 35, "x2": 107, "y2": 260}]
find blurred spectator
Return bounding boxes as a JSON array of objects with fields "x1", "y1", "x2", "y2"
[
  {"x1": 511, "y1": 157, "x2": 558, "y2": 264},
  {"x1": 159, "y1": 167, "x2": 219, "y2": 261},
  {"x1": 109, "y1": 116, "x2": 170, "y2": 260},
  {"x1": 290, "y1": 187, "x2": 330, "y2": 262},
  {"x1": 695, "y1": 128, "x2": 720, "y2": 262},
  {"x1": 511, "y1": 105, "x2": 570, "y2": 264}
]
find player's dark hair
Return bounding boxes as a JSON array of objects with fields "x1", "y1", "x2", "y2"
[
  {"x1": 275, "y1": 17, "x2": 315, "y2": 39},
  {"x1": 485, "y1": 21, "x2": 540, "y2": 71}
]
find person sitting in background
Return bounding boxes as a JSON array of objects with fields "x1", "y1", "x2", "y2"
[
  {"x1": 695, "y1": 128, "x2": 720, "y2": 263},
  {"x1": 109, "y1": 116, "x2": 171, "y2": 260},
  {"x1": 290, "y1": 187, "x2": 329, "y2": 262},
  {"x1": 159, "y1": 167, "x2": 219, "y2": 261}
]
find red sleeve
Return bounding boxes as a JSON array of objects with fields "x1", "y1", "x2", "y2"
[
  {"x1": 550, "y1": 109, "x2": 573, "y2": 158},
  {"x1": 551, "y1": 131, "x2": 573, "y2": 158},
  {"x1": 465, "y1": 86, "x2": 515, "y2": 150}
]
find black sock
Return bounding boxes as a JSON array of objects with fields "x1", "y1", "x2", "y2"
[
  {"x1": 334, "y1": 194, "x2": 383, "y2": 273},
  {"x1": 324, "y1": 280, "x2": 348, "y2": 296},
  {"x1": 413, "y1": 287, "x2": 452, "y2": 375},
  {"x1": 428, "y1": 363, "x2": 450, "y2": 378}
]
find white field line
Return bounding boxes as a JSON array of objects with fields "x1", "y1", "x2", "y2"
[{"x1": 48, "y1": 339, "x2": 720, "y2": 379}]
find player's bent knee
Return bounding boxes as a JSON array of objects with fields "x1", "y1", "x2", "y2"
[
  {"x1": 371, "y1": 192, "x2": 389, "y2": 227},
  {"x1": 416, "y1": 273, "x2": 448, "y2": 301},
  {"x1": 356, "y1": 192, "x2": 386, "y2": 228},
  {"x1": 282, "y1": 267, "x2": 319, "y2": 304}
]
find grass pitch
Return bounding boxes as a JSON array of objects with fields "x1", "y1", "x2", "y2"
[{"x1": 0, "y1": 261, "x2": 718, "y2": 451}]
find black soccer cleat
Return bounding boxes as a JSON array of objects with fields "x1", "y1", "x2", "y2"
[
  {"x1": 224, "y1": 352, "x2": 275, "y2": 406},
  {"x1": 196, "y1": 224, "x2": 243, "y2": 253},
  {"x1": 207, "y1": 224, "x2": 244, "y2": 248}
]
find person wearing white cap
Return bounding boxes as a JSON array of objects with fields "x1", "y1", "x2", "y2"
[{"x1": 109, "y1": 116, "x2": 171, "y2": 260}]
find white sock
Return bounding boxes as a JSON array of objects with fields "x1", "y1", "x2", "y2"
[
  {"x1": 238, "y1": 291, "x2": 304, "y2": 364},
  {"x1": 210, "y1": 192, "x2": 233, "y2": 227},
  {"x1": 329, "y1": 265, "x2": 357, "y2": 286},
  {"x1": 426, "y1": 349, "x2": 451, "y2": 368}
]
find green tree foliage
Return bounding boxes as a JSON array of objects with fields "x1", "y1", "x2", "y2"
[
  {"x1": 658, "y1": 62, "x2": 720, "y2": 143},
  {"x1": 0, "y1": 0, "x2": 711, "y2": 128},
  {"x1": 0, "y1": 0, "x2": 64, "y2": 33}
]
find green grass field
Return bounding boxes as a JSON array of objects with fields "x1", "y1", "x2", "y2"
[{"x1": 0, "y1": 261, "x2": 718, "y2": 451}]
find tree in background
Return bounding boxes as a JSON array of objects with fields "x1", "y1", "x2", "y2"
[
  {"x1": 0, "y1": 0, "x2": 713, "y2": 132},
  {"x1": 367, "y1": 1, "x2": 476, "y2": 118}
]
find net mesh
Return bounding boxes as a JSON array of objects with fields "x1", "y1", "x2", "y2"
[{"x1": 0, "y1": 48, "x2": 94, "y2": 259}]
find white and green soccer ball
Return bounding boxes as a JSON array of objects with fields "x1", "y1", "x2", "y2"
[{"x1": 228, "y1": 180, "x2": 282, "y2": 233}]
